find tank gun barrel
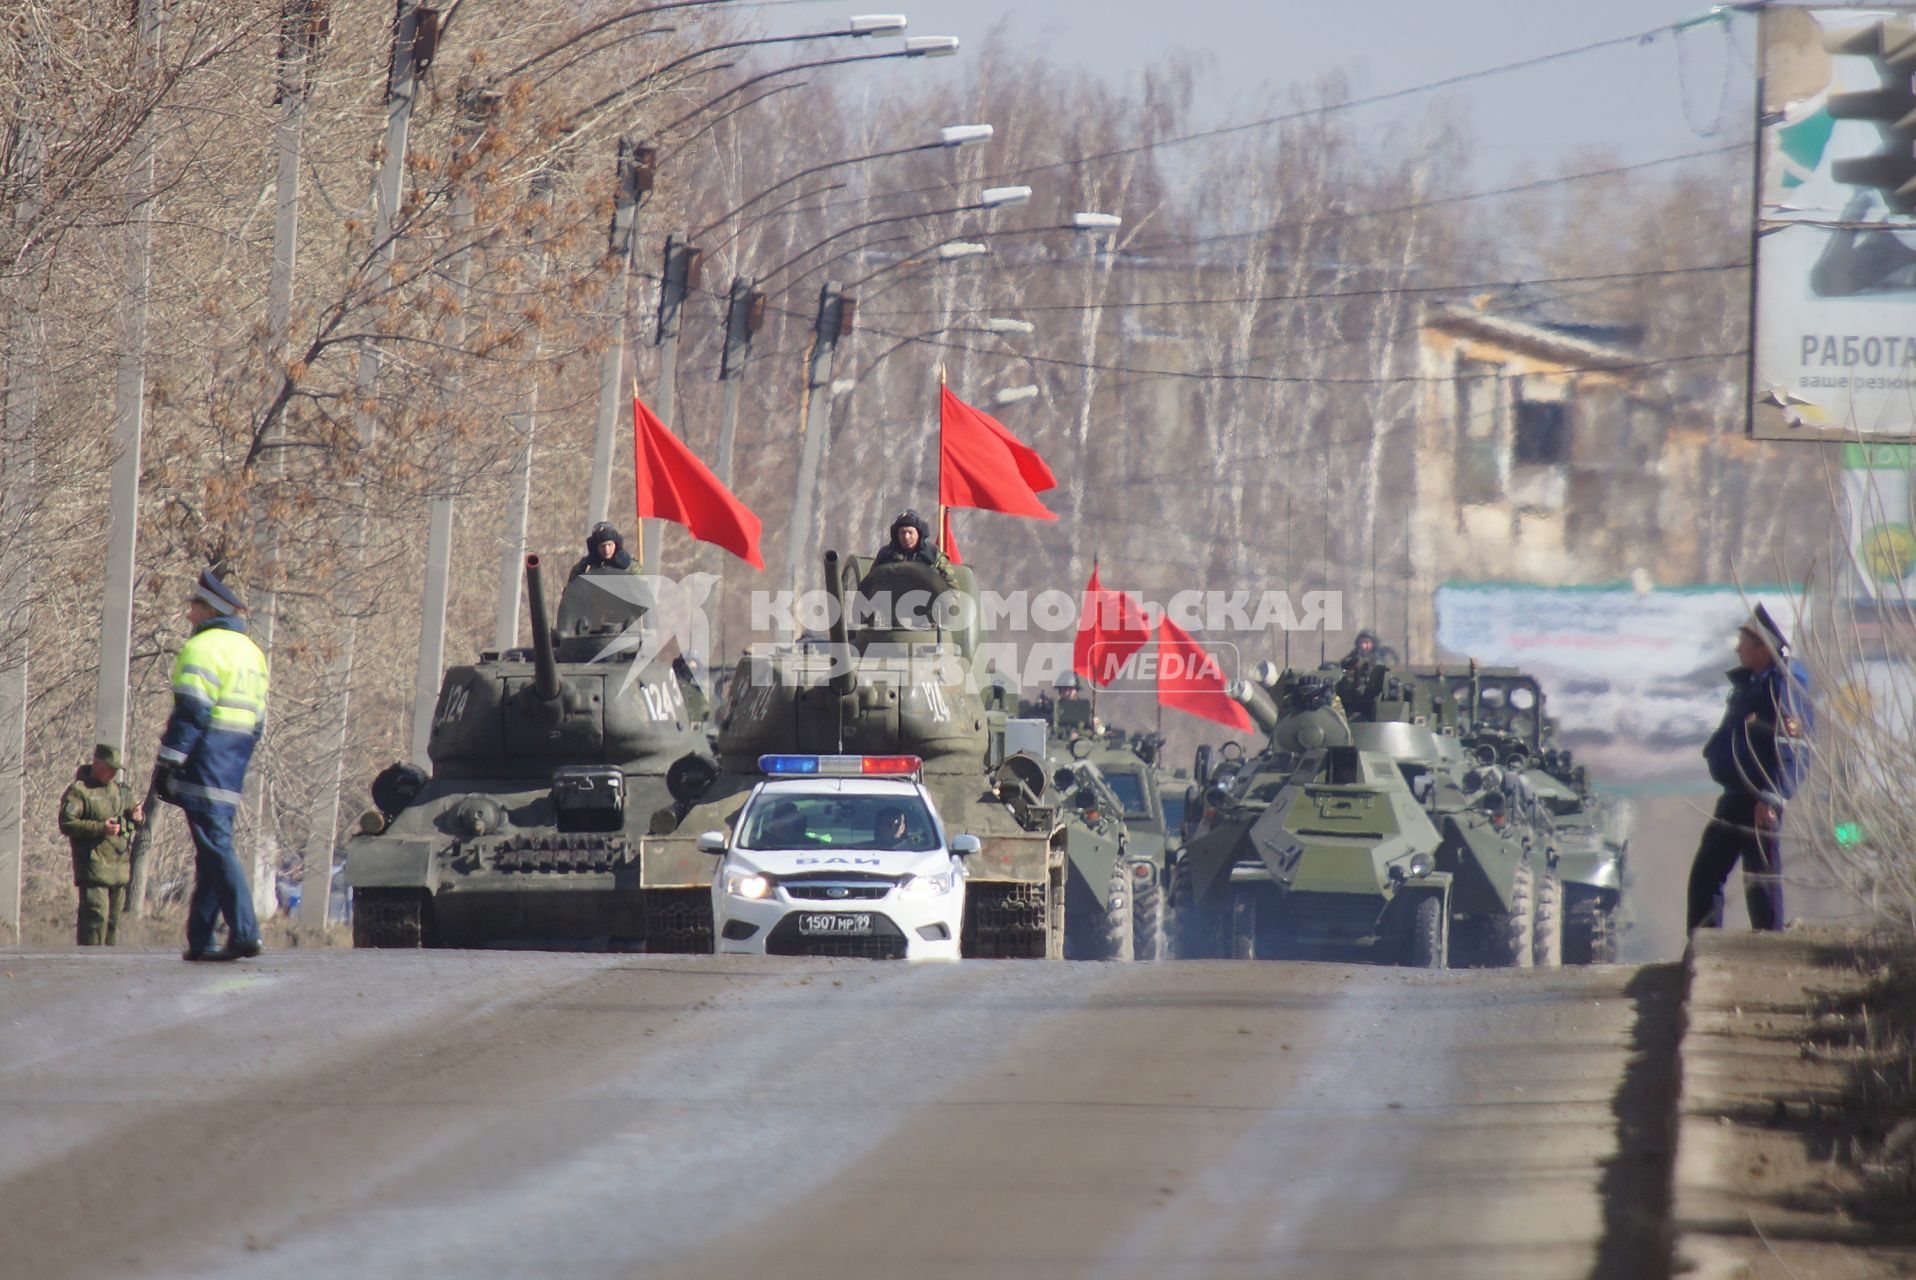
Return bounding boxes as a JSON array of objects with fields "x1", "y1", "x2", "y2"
[
  {"x1": 524, "y1": 554, "x2": 562, "y2": 702},
  {"x1": 822, "y1": 549, "x2": 856, "y2": 697},
  {"x1": 1230, "y1": 678, "x2": 1281, "y2": 735}
]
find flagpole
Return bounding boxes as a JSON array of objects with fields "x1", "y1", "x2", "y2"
[
  {"x1": 934, "y1": 363, "x2": 947, "y2": 546},
  {"x1": 630, "y1": 376, "x2": 646, "y2": 569}
]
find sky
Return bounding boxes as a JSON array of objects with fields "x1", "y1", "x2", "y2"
[{"x1": 761, "y1": 0, "x2": 1755, "y2": 184}]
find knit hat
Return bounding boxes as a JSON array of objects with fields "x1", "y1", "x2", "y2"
[
  {"x1": 194, "y1": 567, "x2": 246, "y2": 615},
  {"x1": 1742, "y1": 603, "x2": 1789, "y2": 657}
]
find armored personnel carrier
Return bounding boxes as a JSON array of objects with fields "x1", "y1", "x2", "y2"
[
  {"x1": 644, "y1": 550, "x2": 1066, "y2": 957},
  {"x1": 1523, "y1": 747, "x2": 1628, "y2": 963},
  {"x1": 1171, "y1": 664, "x2": 1542, "y2": 968},
  {"x1": 344, "y1": 556, "x2": 714, "y2": 948}
]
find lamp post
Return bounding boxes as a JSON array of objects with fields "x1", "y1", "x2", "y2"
[{"x1": 778, "y1": 186, "x2": 1029, "y2": 610}]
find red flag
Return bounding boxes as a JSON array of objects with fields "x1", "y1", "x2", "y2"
[
  {"x1": 938, "y1": 386, "x2": 1057, "y2": 519},
  {"x1": 941, "y1": 508, "x2": 962, "y2": 565},
  {"x1": 1155, "y1": 617, "x2": 1253, "y2": 732},
  {"x1": 633, "y1": 393, "x2": 764, "y2": 569},
  {"x1": 1073, "y1": 566, "x2": 1150, "y2": 687}
]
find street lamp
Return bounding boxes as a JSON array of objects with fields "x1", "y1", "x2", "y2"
[
  {"x1": 696, "y1": 122, "x2": 995, "y2": 248},
  {"x1": 765, "y1": 184, "x2": 1029, "y2": 290}
]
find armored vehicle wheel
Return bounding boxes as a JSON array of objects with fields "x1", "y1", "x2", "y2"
[
  {"x1": 1104, "y1": 860, "x2": 1135, "y2": 962},
  {"x1": 962, "y1": 882, "x2": 1051, "y2": 958},
  {"x1": 1132, "y1": 866, "x2": 1164, "y2": 961},
  {"x1": 352, "y1": 888, "x2": 432, "y2": 948},
  {"x1": 645, "y1": 889, "x2": 714, "y2": 954},
  {"x1": 1230, "y1": 891, "x2": 1257, "y2": 960},
  {"x1": 1407, "y1": 893, "x2": 1446, "y2": 969},
  {"x1": 1532, "y1": 868, "x2": 1563, "y2": 969},
  {"x1": 1489, "y1": 858, "x2": 1535, "y2": 968},
  {"x1": 1564, "y1": 891, "x2": 1619, "y2": 965},
  {"x1": 1170, "y1": 858, "x2": 1225, "y2": 959}
]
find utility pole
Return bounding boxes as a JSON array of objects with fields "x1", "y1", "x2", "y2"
[
  {"x1": 708, "y1": 275, "x2": 765, "y2": 658},
  {"x1": 642, "y1": 233, "x2": 703, "y2": 573},
  {"x1": 584, "y1": 140, "x2": 656, "y2": 532},
  {"x1": 239, "y1": 0, "x2": 327, "y2": 922},
  {"x1": 95, "y1": 0, "x2": 165, "y2": 758},
  {"x1": 299, "y1": 0, "x2": 433, "y2": 934},
  {"x1": 410, "y1": 88, "x2": 493, "y2": 765},
  {"x1": 785, "y1": 282, "x2": 853, "y2": 613}
]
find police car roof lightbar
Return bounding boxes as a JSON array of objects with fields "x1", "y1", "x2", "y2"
[{"x1": 759, "y1": 754, "x2": 923, "y2": 777}]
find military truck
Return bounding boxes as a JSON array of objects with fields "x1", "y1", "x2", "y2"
[
  {"x1": 345, "y1": 556, "x2": 713, "y2": 949},
  {"x1": 1171, "y1": 664, "x2": 1543, "y2": 968},
  {"x1": 644, "y1": 550, "x2": 1066, "y2": 958}
]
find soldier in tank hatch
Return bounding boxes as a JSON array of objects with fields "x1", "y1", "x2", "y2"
[{"x1": 570, "y1": 522, "x2": 636, "y2": 579}]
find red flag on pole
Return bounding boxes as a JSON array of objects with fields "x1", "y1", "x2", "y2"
[
  {"x1": 1155, "y1": 617, "x2": 1253, "y2": 732},
  {"x1": 1073, "y1": 566, "x2": 1150, "y2": 687},
  {"x1": 938, "y1": 386, "x2": 1057, "y2": 519},
  {"x1": 940, "y1": 508, "x2": 963, "y2": 565},
  {"x1": 633, "y1": 392, "x2": 765, "y2": 569}
]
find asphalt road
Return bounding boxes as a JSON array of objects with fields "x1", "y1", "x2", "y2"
[{"x1": 0, "y1": 950, "x2": 1679, "y2": 1280}]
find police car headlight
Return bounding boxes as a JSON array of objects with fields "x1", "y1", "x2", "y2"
[
  {"x1": 898, "y1": 873, "x2": 953, "y2": 899},
  {"x1": 724, "y1": 870, "x2": 774, "y2": 900}
]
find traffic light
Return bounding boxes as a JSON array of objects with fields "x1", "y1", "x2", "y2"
[{"x1": 1824, "y1": 18, "x2": 1916, "y2": 212}]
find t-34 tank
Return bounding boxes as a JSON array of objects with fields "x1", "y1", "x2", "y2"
[
  {"x1": 1171, "y1": 665, "x2": 1541, "y2": 968},
  {"x1": 345, "y1": 555, "x2": 711, "y2": 948},
  {"x1": 643, "y1": 550, "x2": 1066, "y2": 957}
]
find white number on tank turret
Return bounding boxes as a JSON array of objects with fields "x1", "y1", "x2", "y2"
[
  {"x1": 918, "y1": 681, "x2": 951, "y2": 723},
  {"x1": 435, "y1": 682, "x2": 471, "y2": 729},
  {"x1": 639, "y1": 683, "x2": 676, "y2": 721}
]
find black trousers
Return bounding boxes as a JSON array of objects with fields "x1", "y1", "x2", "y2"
[{"x1": 1687, "y1": 792, "x2": 1784, "y2": 932}]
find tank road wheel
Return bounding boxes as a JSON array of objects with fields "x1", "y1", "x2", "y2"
[
  {"x1": 1532, "y1": 867, "x2": 1563, "y2": 969},
  {"x1": 352, "y1": 888, "x2": 431, "y2": 949},
  {"x1": 962, "y1": 883, "x2": 1050, "y2": 959},
  {"x1": 1408, "y1": 893, "x2": 1447, "y2": 969},
  {"x1": 644, "y1": 889, "x2": 714, "y2": 954},
  {"x1": 1489, "y1": 857, "x2": 1535, "y2": 969},
  {"x1": 1564, "y1": 891, "x2": 1619, "y2": 965},
  {"x1": 1131, "y1": 864, "x2": 1165, "y2": 961},
  {"x1": 1104, "y1": 860, "x2": 1135, "y2": 962}
]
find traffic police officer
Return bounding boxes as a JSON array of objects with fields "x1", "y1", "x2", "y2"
[
  {"x1": 58, "y1": 743, "x2": 145, "y2": 945},
  {"x1": 1687, "y1": 603, "x2": 1812, "y2": 933},
  {"x1": 152, "y1": 568, "x2": 270, "y2": 961}
]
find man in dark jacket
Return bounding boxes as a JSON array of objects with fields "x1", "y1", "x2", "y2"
[
  {"x1": 58, "y1": 744, "x2": 145, "y2": 945},
  {"x1": 570, "y1": 522, "x2": 636, "y2": 579},
  {"x1": 873, "y1": 509, "x2": 955, "y2": 582},
  {"x1": 1687, "y1": 604, "x2": 1812, "y2": 933}
]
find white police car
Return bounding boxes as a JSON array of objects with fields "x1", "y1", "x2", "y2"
[{"x1": 701, "y1": 755, "x2": 978, "y2": 960}]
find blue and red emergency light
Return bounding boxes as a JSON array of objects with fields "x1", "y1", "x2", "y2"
[{"x1": 758, "y1": 754, "x2": 922, "y2": 777}]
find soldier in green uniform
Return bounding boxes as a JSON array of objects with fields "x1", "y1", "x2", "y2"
[{"x1": 58, "y1": 744, "x2": 145, "y2": 946}]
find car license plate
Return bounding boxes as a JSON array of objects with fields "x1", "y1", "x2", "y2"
[{"x1": 799, "y1": 912, "x2": 872, "y2": 936}]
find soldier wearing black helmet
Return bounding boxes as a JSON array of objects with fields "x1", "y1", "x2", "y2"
[
  {"x1": 570, "y1": 522, "x2": 637, "y2": 580},
  {"x1": 1341, "y1": 628, "x2": 1399, "y2": 669},
  {"x1": 873, "y1": 509, "x2": 955, "y2": 585}
]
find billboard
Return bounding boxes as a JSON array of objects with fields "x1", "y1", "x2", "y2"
[
  {"x1": 1436, "y1": 582, "x2": 1799, "y2": 786},
  {"x1": 1840, "y1": 442, "x2": 1916, "y2": 598},
  {"x1": 1752, "y1": 8, "x2": 1916, "y2": 441}
]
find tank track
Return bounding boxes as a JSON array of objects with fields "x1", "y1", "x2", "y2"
[
  {"x1": 644, "y1": 889, "x2": 714, "y2": 954},
  {"x1": 1532, "y1": 867, "x2": 1563, "y2": 968},
  {"x1": 1132, "y1": 869, "x2": 1163, "y2": 961},
  {"x1": 352, "y1": 888, "x2": 431, "y2": 949},
  {"x1": 1103, "y1": 860, "x2": 1134, "y2": 962},
  {"x1": 962, "y1": 882, "x2": 1050, "y2": 958},
  {"x1": 1564, "y1": 890, "x2": 1619, "y2": 965}
]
